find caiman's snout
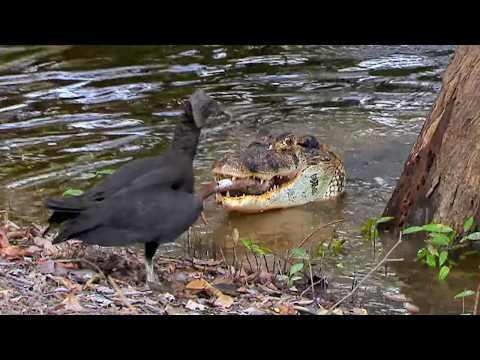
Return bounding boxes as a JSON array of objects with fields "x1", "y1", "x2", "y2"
[{"x1": 211, "y1": 131, "x2": 346, "y2": 213}]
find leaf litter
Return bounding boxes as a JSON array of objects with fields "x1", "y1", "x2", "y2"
[{"x1": 0, "y1": 218, "x2": 369, "y2": 315}]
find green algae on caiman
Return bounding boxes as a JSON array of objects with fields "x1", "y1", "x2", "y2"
[{"x1": 212, "y1": 131, "x2": 346, "y2": 212}]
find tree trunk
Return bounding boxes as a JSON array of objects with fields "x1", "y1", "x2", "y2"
[{"x1": 382, "y1": 46, "x2": 480, "y2": 232}]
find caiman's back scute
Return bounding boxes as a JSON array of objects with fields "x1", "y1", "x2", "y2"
[{"x1": 212, "y1": 131, "x2": 345, "y2": 212}]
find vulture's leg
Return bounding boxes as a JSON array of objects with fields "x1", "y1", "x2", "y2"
[
  {"x1": 144, "y1": 241, "x2": 160, "y2": 285},
  {"x1": 144, "y1": 241, "x2": 173, "y2": 292}
]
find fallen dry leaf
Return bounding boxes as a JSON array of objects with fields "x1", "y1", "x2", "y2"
[
  {"x1": 165, "y1": 305, "x2": 188, "y2": 315},
  {"x1": 0, "y1": 245, "x2": 33, "y2": 258},
  {"x1": 186, "y1": 278, "x2": 234, "y2": 308},
  {"x1": 33, "y1": 237, "x2": 57, "y2": 254},
  {"x1": 59, "y1": 293, "x2": 84, "y2": 312},
  {"x1": 236, "y1": 286, "x2": 250, "y2": 293},
  {"x1": 277, "y1": 304, "x2": 298, "y2": 315},
  {"x1": 350, "y1": 308, "x2": 368, "y2": 315},
  {"x1": 332, "y1": 308, "x2": 344, "y2": 315},
  {"x1": 57, "y1": 262, "x2": 80, "y2": 270},
  {"x1": 186, "y1": 278, "x2": 210, "y2": 290},
  {"x1": 258, "y1": 271, "x2": 273, "y2": 283},
  {"x1": 56, "y1": 276, "x2": 81, "y2": 291},
  {"x1": 214, "y1": 294, "x2": 234, "y2": 308},
  {"x1": 185, "y1": 300, "x2": 206, "y2": 311}
]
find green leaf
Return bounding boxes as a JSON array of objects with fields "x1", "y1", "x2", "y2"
[
  {"x1": 464, "y1": 217, "x2": 475, "y2": 233},
  {"x1": 439, "y1": 251, "x2": 448, "y2": 266},
  {"x1": 96, "y1": 169, "x2": 115, "y2": 176},
  {"x1": 241, "y1": 239, "x2": 253, "y2": 251},
  {"x1": 402, "y1": 226, "x2": 424, "y2": 235},
  {"x1": 375, "y1": 216, "x2": 394, "y2": 224},
  {"x1": 426, "y1": 253, "x2": 436, "y2": 268},
  {"x1": 289, "y1": 263, "x2": 304, "y2": 276},
  {"x1": 466, "y1": 232, "x2": 480, "y2": 241},
  {"x1": 454, "y1": 290, "x2": 475, "y2": 299},
  {"x1": 438, "y1": 266, "x2": 450, "y2": 281},
  {"x1": 62, "y1": 189, "x2": 84, "y2": 197},
  {"x1": 417, "y1": 248, "x2": 427, "y2": 259},
  {"x1": 80, "y1": 172, "x2": 97, "y2": 180},
  {"x1": 361, "y1": 219, "x2": 376, "y2": 237},
  {"x1": 430, "y1": 234, "x2": 450, "y2": 247},
  {"x1": 251, "y1": 244, "x2": 272, "y2": 255},
  {"x1": 421, "y1": 223, "x2": 454, "y2": 233},
  {"x1": 291, "y1": 247, "x2": 309, "y2": 260}
]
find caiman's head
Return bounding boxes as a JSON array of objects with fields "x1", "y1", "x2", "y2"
[{"x1": 212, "y1": 131, "x2": 346, "y2": 212}]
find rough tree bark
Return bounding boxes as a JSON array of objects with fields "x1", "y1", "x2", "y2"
[{"x1": 383, "y1": 46, "x2": 480, "y2": 232}]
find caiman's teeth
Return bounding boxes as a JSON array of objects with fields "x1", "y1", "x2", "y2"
[
  {"x1": 232, "y1": 177, "x2": 236, "y2": 181},
  {"x1": 226, "y1": 191, "x2": 230, "y2": 197}
]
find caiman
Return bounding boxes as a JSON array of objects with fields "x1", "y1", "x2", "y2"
[{"x1": 212, "y1": 131, "x2": 346, "y2": 213}]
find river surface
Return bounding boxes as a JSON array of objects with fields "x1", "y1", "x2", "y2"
[{"x1": 1, "y1": 45, "x2": 478, "y2": 314}]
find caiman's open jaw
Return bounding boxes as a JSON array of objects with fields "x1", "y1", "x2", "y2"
[
  {"x1": 211, "y1": 132, "x2": 346, "y2": 213},
  {"x1": 213, "y1": 170, "x2": 299, "y2": 197},
  {"x1": 212, "y1": 169, "x2": 305, "y2": 212}
]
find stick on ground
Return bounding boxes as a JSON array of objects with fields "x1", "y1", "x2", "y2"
[{"x1": 327, "y1": 232, "x2": 403, "y2": 314}]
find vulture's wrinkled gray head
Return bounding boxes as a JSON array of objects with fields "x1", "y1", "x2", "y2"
[{"x1": 184, "y1": 90, "x2": 230, "y2": 128}]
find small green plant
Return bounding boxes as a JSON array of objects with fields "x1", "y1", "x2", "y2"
[
  {"x1": 240, "y1": 239, "x2": 272, "y2": 273},
  {"x1": 240, "y1": 239, "x2": 272, "y2": 256},
  {"x1": 316, "y1": 238, "x2": 346, "y2": 258},
  {"x1": 454, "y1": 289, "x2": 476, "y2": 314},
  {"x1": 403, "y1": 216, "x2": 480, "y2": 281},
  {"x1": 288, "y1": 247, "x2": 309, "y2": 287},
  {"x1": 361, "y1": 216, "x2": 394, "y2": 242},
  {"x1": 63, "y1": 169, "x2": 115, "y2": 197},
  {"x1": 80, "y1": 168, "x2": 115, "y2": 180},
  {"x1": 361, "y1": 216, "x2": 394, "y2": 255},
  {"x1": 62, "y1": 188, "x2": 84, "y2": 197}
]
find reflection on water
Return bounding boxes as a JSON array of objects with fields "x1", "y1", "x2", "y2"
[
  {"x1": 206, "y1": 198, "x2": 344, "y2": 254},
  {"x1": 1, "y1": 45, "x2": 477, "y2": 314}
]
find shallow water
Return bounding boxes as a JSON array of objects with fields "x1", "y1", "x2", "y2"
[{"x1": 1, "y1": 45, "x2": 478, "y2": 314}]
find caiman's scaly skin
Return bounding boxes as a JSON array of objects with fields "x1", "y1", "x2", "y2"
[{"x1": 212, "y1": 131, "x2": 346, "y2": 213}]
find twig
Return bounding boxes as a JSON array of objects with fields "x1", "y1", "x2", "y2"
[
  {"x1": 57, "y1": 258, "x2": 136, "y2": 313},
  {"x1": 245, "y1": 253, "x2": 254, "y2": 273},
  {"x1": 56, "y1": 258, "x2": 106, "y2": 279},
  {"x1": 253, "y1": 253, "x2": 260, "y2": 272},
  {"x1": 292, "y1": 305, "x2": 318, "y2": 315},
  {"x1": 235, "y1": 258, "x2": 244, "y2": 279},
  {"x1": 308, "y1": 259, "x2": 315, "y2": 300},
  {"x1": 300, "y1": 278, "x2": 326, "y2": 297},
  {"x1": 295, "y1": 219, "x2": 345, "y2": 249},
  {"x1": 263, "y1": 255, "x2": 270, "y2": 273},
  {"x1": 108, "y1": 275, "x2": 137, "y2": 313},
  {"x1": 218, "y1": 247, "x2": 230, "y2": 277},
  {"x1": 327, "y1": 232, "x2": 403, "y2": 314},
  {"x1": 384, "y1": 258, "x2": 404, "y2": 262},
  {"x1": 474, "y1": 279, "x2": 480, "y2": 315}
]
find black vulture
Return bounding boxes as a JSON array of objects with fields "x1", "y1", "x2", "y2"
[{"x1": 44, "y1": 90, "x2": 232, "y2": 289}]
